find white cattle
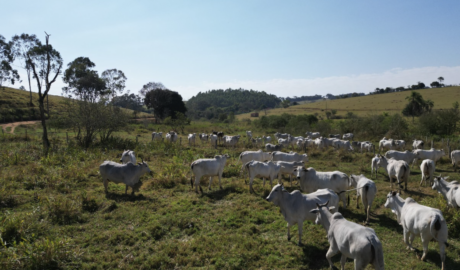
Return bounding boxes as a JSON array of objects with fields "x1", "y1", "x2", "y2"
[
  {"x1": 379, "y1": 137, "x2": 396, "y2": 152},
  {"x1": 395, "y1": 139, "x2": 406, "y2": 150},
  {"x1": 342, "y1": 133, "x2": 354, "y2": 140},
  {"x1": 274, "y1": 132, "x2": 290, "y2": 140},
  {"x1": 188, "y1": 133, "x2": 196, "y2": 146},
  {"x1": 245, "y1": 160, "x2": 280, "y2": 193},
  {"x1": 384, "y1": 150, "x2": 417, "y2": 165},
  {"x1": 329, "y1": 134, "x2": 341, "y2": 139},
  {"x1": 371, "y1": 154, "x2": 380, "y2": 179},
  {"x1": 190, "y1": 154, "x2": 230, "y2": 193},
  {"x1": 432, "y1": 176, "x2": 460, "y2": 209},
  {"x1": 314, "y1": 137, "x2": 325, "y2": 149},
  {"x1": 294, "y1": 167, "x2": 349, "y2": 208},
  {"x1": 151, "y1": 132, "x2": 163, "y2": 141},
  {"x1": 451, "y1": 150, "x2": 460, "y2": 171},
  {"x1": 412, "y1": 139, "x2": 424, "y2": 149},
  {"x1": 224, "y1": 135, "x2": 240, "y2": 148},
  {"x1": 210, "y1": 134, "x2": 218, "y2": 146},
  {"x1": 263, "y1": 135, "x2": 272, "y2": 144},
  {"x1": 274, "y1": 161, "x2": 305, "y2": 186},
  {"x1": 271, "y1": 151, "x2": 309, "y2": 163},
  {"x1": 296, "y1": 139, "x2": 305, "y2": 150},
  {"x1": 266, "y1": 185, "x2": 339, "y2": 245},
  {"x1": 377, "y1": 155, "x2": 410, "y2": 192},
  {"x1": 323, "y1": 137, "x2": 339, "y2": 148},
  {"x1": 310, "y1": 202, "x2": 384, "y2": 270},
  {"x1": 278, "y1": 138, "x2": 290, "y2": 148},
  {"x1": 361, "y1": 142, "x2": 375, "y2": 153},
  {"x1": 99, "y1": 160, "x2": 151, "y2": 195},
  {"x1": 384, "y1": 192, "x2": 448, "y2": 269},
  {"x1": 420, "y1": 159, "x2": 436, "y2": 186},
  {"x1": 120, "y1": 150, "x2": 136, "y2": 164},
  {"x1": 349, "y1": 174, "x2": 377, "y2": 223},
  {"x1": 251, "y1": 137, "x2": 263, "y2": 147},
  {"x1": 246, "y1": 130, "x2": 253, "y2": 139},
  {"x1": 265, "y1": 143, "x2": 283, "y2": 152},
  {"x1": 413, "y1": 149, "x2": 445, "y2": 165},
  {"x1": 199, "y1": 133, "x2": 209, "y2": 144},
  {"x1": 288, "y1": 136, "x2": 304, "y2": 148},
  {"x1": 332, "y1": 139, "x2": 353, "y2": 151},
  {"x1": 239, "y1": 150, "x2": 272, "y2": 172},
  {"x1": 166, "y1": 131, "x2": 178, "y2": 143},
  {"x1": 305, "y1": 131, "x2": 321, "y2": 139}
]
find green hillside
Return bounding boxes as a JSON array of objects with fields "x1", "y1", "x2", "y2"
[{"x1": 237, "y1": 86, "x2": 460, "y2": 120}]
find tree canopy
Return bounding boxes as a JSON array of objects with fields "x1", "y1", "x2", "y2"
[
  {"x1": 0, "y1": 34, "x2": 20, "y2": 88},
  {"x1": 144, "y1": 88, "x2": 187, "y2": 120}
]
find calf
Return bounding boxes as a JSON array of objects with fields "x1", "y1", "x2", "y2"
[
  {"x1": 349, "y1": 174, "x2": 377, "y2": 223},
  {"x1": 384, "y1": 192, "x2": 448, "y2": 270},
  {"x1": 266, "y1": 185, "x2": 339, "y2": 245},
  {"x1": 120, "y1": 150, "x2": 136, "y2": 164},
  {"x1": 420, "y1": 159, "x2": 435, "y2": 186},
  {"x1": 245, "y1": 160, "x2": 280, "y2": 193},
  {"x1": 190, "y1": 154, "x2": 230, "y2": 193},
  {"x1": 271, "y1": 151, "x2": 309, "y2": 163},
  {"x1": 371, "y1": 154, "x2": 380, "y2": 179},
  {"x1": 100, "y1": 160, "x2": 152, "y2": 195},
  {"x1": 310, "y1": 202, "x2": 384, "y2": 270},
  {"x1": 379, "y1": 137, "x2": 395, "y2": 152},
  {"x1": 432, "y1": 176, "x2": 460, "y2": 209},
  {"x1": 377, "y1": 155, "x2": 410, "y2": 192}
]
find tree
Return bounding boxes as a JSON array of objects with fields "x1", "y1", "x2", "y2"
[
  {"x1": 402, "y1": 91, "x2": 427, "y2": 123},
  {"x1": 281, "y1": 99, "x2": 290, "y2": 108},
  {"x1": 425, "y1": 99, "x2": 434, "y2": 113},
  {"x1": 11, "y1": 34, "x2": 41, "y2": 105},
  {"x1": 0, "y1": 35, "x2": 20, "y2": 89},
  {"x1": 438, "y1": 77, "x2": 444, "y2": 84},
  {"x1": 25, "y1": 33, "x2": 63, "y2": 154},
  {"x1": 101, "y1": 68, "x2": 127, "y2": 100},
  {"x1": 430, "y1": 81, "x2": 441, "y2": 88},
  {"x1": 144, "y1": 88, "x2": 187, "y2": 120},
  {"x1": 139, "y1": 81, "x2": 166, "y2": 97}
]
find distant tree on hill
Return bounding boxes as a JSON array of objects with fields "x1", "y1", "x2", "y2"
[
  {"x1": 438, "y1": 76, "x2": 444, "y2": 84},
  {"x1": 139, "y1": 81, "x2": 166, "y2": 97},
  {"x1": 430, "y1": 81, "x2": 441, "y2": 88},
  {"x1": 0, "y1": 35, "x2": 20, "y2": 89},
  {"x1": 144, "y1": 88, "x2": 187, "y2": 120},
  {"x1": 402, "y1": 91, "x2": 428, "y2": 123},
  {"x1": 101, "y1": 68, "x2": 127, "y2": 100}
]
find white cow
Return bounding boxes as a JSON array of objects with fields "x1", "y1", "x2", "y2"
[
  {"x1": 329, "y1": 134, "x2": 341, "y2": 139},
  {"x1": 271, "y1": 151, "x2": 309, "y2": 163},
  {"x1": 420, "y1": 159, "x2": 435, "y2": 186},
  {"x1": 250, "y1": 137, "x2": 263, "y2": 147},
  {"x1": 377, "y1": 155, "x2": 410, "y2": 192},
  {"x1": 305, "y1": 131, "x2": 321, "y2": 139},
  {"x1": 245, "y1": 160, "x2": 280, "y2": 193},
  {"x1": 413, "y1": 148, "x2": 445, "y2": 165},
  {"x1": 100, "y1": 160, "x2": 152, "y2": 195},
  {"x1": 246, "y1": 130, "x2": 253, "y2": 139},
  {"x1": 278, "y1": 138, "x2": 290, "y2": 148},
  {"x1": 384, "y1": 192, "x2": 448, "y2": 270},
  {"x1": 239, "y1": 150, "x2": 272, "y2": 173},
  {"x1": 379, "y1": 137, "x2": 396, "y2": 152},
  {"x1": 190, "y1": 154, "x2": 230, "y2": 193},
  {"x1": 314, "y1": 137, "x2": 325, "y2": 149},
  {"x1": 310, "y1": 202, "x2": 385, "y2": 270},
  {"x1": 266, "y1": 185, "x2": 339, "y2": 245},
  {"x1": 120, "y1": 150, "x2": 136, "y2": 164},
  {"x1": 263, "y1": 135, "x2": 272, "y2": 144},
  {"x1": 274, "y1": 161, "x2": 305, "y2": 186},
  {"x1": 188, "y1": 133, "x2": 196, "y2": 146},
  {"x1": 332, "y1": 139, "x2": 353, "y2": 151},
  {"x1": 342, "y1": 133, "x2": 354, "y2": 140},
  {"x1": 151, "y1": 132, "x2": 163, "y2": 141},
  {"x1": 296, "y1": 139, "x2": 305, "y2": 150},
  {"x1": 371, "y1": 154, "x2": 380, "y2": 179},
  {"x1": 166, "y1": 131, "x2": 178, "y2": 143},
  {"x1": 349, "y1": 174, "x2": 377, "y2": 223},
  {"x1": 274, "y1": 132, "x2": 290, "y2": 140},
  {"x1": 224, "y1": 135, "x2": 240, "y2": 148},
  {"x1": 361, "y1": 142, "x2": 375, "y2": 153},
  {"x1": 294, "y1": 167, "x2": 349, "y2": 208},
  {"x1": 265, "y1": 143, "x2": 283, "y2": 152},
  {"x1": 432, "y1": 176, "x2": 460, "y2": 209},
  {"x1": 210, "y1": 134, "x2": 218, "y2": 146},
  {"x1": 199, "y1": 133, "x2": 209, "y2": 144},
  {"x1": 412, "y1": 139, "x2": 424, "y2": 149},
  {"x1": 395, "y1": 139, "x2": 406, "y2": 150},
  {"x1": 451, "y1": 150, "x2": 460, "y2": 171},
  {"x1": 384, "y1": 150, "x2": 417, "y2": 166}
]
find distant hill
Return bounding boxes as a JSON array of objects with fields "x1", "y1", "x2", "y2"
[
  {"x1": 237, "y1": 86, "x2": 460, "y2": 120},
  {"x1": 186, "y1": 88, "x2": 281, "y2": 120}
]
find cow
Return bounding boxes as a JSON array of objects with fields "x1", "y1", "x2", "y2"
[
  {"x1": 377, "y1": 155, "x2": 410, "y2": 192},
  {"x1": 274, "y1": 132, "x2": 290, "y2": 140},
  {"x1": 188, "y1": 133, "x2": 196, "y2": 146},
  {"x1": 384, "y1": 192, "x2": 448, "y2": 270},
  {"x1": 120, "y1": 150, "x2": 136, "y2": 164},
  {"x1": 151, "y1": 132, "x2": 163, "y2": 141},
  {"x1": 278, "y1": 138, "x2": 290, "y2": 148},
  {"x1": 305, "y1": 131, "x2": 321, "y2": 139},
  {"x1": 329, "y1": 134, "x2": 341, "y2": 139},
  {"x1": 379, "y1": 137, "x2": 396, "y2": 152},
  {"x1": 274, "y1": 161, "x2": 305, "y2": 186},
  {"x1": 224, "y1": 135, "x2": 240, "y2": 148},
  {"x1": 432, "y1": 175, "x2": 460, "y2": 209},
  {"x1": 251, "y1": 137, "x2": 263, "y2": 147},
  {"x1": 271, "y1": 151, "x2": 309, "y2": 163},
  {"x1": 294, "y1": 166, "x2": 349, "y2": 209},
  {"x1": 99, "y1": 160, "x2": 152, "y2": 195},
  {"x1": 332, "y1": 139, "x2": 353, "y2": 151},
  {"x1": 213, "y1": 130, "x2": 224, "y2": 143},
  {"x1": 288, "y1": 136, "x2": 304, "y2": 149},
  {"x1": 166, "y1": 131, "x2": 178, "y2": 143},
  {"x1": 210, "y1": 134, "x2": 218, "y2": 146},
  {"x1": 371, "y1": 154, "x2": 380, "y2": 179},
  {"x1": 342, "y1": 133, "x2": 354, "y2": 140},
  {"x1": 322, "y1": 137, "x2": 338, "y2": 148},
  {"x1": 239, "y1": 150, "x2": 272, "y2": 173},
  {"x1": 266, "y1": 184, "x2": 339, "y2": 246},
  {"x1": 263, "y1": 135, "x2": 272, "y2": 144},
  {"x1": 395, "y1": 140, "x2": 406, "y2": 150},
  {"x1": 384, "y1": 150, "x2": 417, "y2": 166},
  {"x1": 199, "y1": 133, "x2": 209, "y2": 144},
  {"x1": 190, "y1": 154, "x2": 230, "y2": 193},
  {"x1": 412, "y1": 139, "x2": 424, "y2": 150},
  {"x1": 314, "y1": 137, "x2": 325, "y2": 149},
  {"x1": 245, "y1": 160, "x2": 280, "y2": 193},
  {"x1": 420, "y1": 159, "x2": 436, "y2": 186},
  {"x1": 246, "y1": 131, "x2": 253, "y2": 139},
  {"x1": 296, "y1": 139, "x2": 305, "y2": 150},
  {"x1": 265, "y1": 143, "x2": 283, "y2": 152},
  {"x1": 361, "y1": 141, "x2": 375, "y2": 153},
  {"x1": 310, "y1": 202, "x2": 385, "y2": 270},
  {"x1": 451, "y1": 150, "x2": 460, "y2": 172},
  {"x1": 413, "y1": 148, "x2": 445, "y2": 165},
  {"x1": 349, "y1": 174, "x2": 377, "y2": 224}
]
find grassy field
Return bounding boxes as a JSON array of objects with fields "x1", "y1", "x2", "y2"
[
  {"x1": 1, "y1": 121, "x2": 460, "y2": 269},
  {"x1": 237, "y1": 86, "x2": 460, "y2": 120}
]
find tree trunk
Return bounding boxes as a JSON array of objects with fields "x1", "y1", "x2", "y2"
[
  {"x1": 38, "y1": 97, "x2": 50, "y2": 154},
  {"x1": 27, "y1": 69, "x2": 33, "y2": 106}
]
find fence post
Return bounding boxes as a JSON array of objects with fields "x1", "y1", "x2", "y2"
[
  {"x1": 215, "y1": 139, "x2": 217, "y2": 149},
  {"x1": 66, "y1": 132, "x2": 69, "y2": 143}
]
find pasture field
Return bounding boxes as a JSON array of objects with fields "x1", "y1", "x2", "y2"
[
  {"x1": 237, "y1": 86, "x2": 460, "y2": 120},
  {"x1": 1, "y1": 121, "x2": 460, "y2": 269}
]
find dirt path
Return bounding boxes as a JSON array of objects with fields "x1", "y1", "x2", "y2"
[{"x1": 0, "y1": 120, "x2": 40, "y2": 134}]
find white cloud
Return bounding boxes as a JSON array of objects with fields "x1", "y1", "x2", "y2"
[{"x1": 175, "y1": 66, "x2": 460, "y2": 99}]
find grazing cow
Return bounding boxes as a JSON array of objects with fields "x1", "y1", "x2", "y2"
[
  {"x1": 420, "y1": 159, "x2": 435, "y2": 186},
  {"x1": 329, "y1": 134, "x2": 341, "y2": 139},
  {"x1": 271, "y1": 151, "x2": 309, "y2": 163},
  {"x1": 265, "y1": 143, "x2": 283, "y2": 152},
  {"x1": 395, "y1": 140, "x2": 406, "y2": 150},
  {"x1": 384, "y1": 150, "x2": 417, "y2": 166},
  {"x1": 432, "y1": 176, "x2": 460, "y2": 209},
  {"x1": 250, "y1": 137, "x2": 263, "y2": 147},
  {"x1": 224, "y1": 135, "x2": 240, "y2": 148},
  {"x1": 349, "y1": 174, "x2": 377, "y2": 223},
  {"x1": 274, "y1": 132, "x2": 290, "y2": 140},
  {"x1": 210, "y1": 134, "x2": 218, "y2": 146},
  {"x1": 213, "y1": 131, "x2": 224, "y2": 143},
  {"x1": 278, "y1": 138, "x2": 290, "y2": 148},
  {"x1": 413, "y1": 149, "x2": 445, "y2": 165},
  {"x1": 199, "y1": 133, "x2": 209, "y2": 144},
  {"x1": 412, "y1": 139, "x2": 424, "y2": 149},
  {"x1": 314, "y1": 137, "x2": 325, "y2": 149},
  {"x1": 246, "y1": 131, "x2": 253, "y2": 139},
  {"x1": 371, "y1": 154, "x2": 380, "y2": 179},
  {"x1": 245, "y1": 160, "x2": 280, "y2": 193},
  {"x1": 188, "y1": 133, "x2": 196, "y2": 146},
  {"x1": 296, "y1": 139, "x2": 304, "y2": 150},
  {"x1": 239, "y1": 150, "x2": 272, "y2": 173},
  {"x1": 266, "y1": 185, "x2": 339, "y2": 245},
  {"x1": 342, "y1": 133, "x2": 354, "y2": 140},
  {"x1": 384, "y1": 192, "x2": 448, "y2": 270},
  {"x1": 451, "y1": 150, "x2": 460, "y2": 171},
  {"x1": 190, "y1": 154, "x2": 230, "y2": 193},
  {"x1": 377, "y1": 155, "x2": 410, "y2": 192},
  {"x1": 332, "y1": 139, "x2": 353, "y2": 151},
  {"x1": 322, "y1": 137, "x2": 338, "y2": 148},
  {"x1": 100, "y1": 160, "x2": 152, "y2": 195},
  {"x1": 288, "y1": 136, "x2": 304, "y2": 148},
  {"x1": 151, "y1": 132, "x2": 163, "y2": 141},
  {"x1": 310, "y1": 202, "x2": 385, "y2": 270},
  {"x1": 274, "y1": 161, "x2": 305, "y2": 186},
  {"x1": 294, "y1": 167, "x2": 349, "y2": 208},
  {"x1": 305, "y1": 131, "x2": 321, "y2": 139},
  {"x1": 361, "y1": 142, "x2": 375, "y2": 153},
  {"x1": 166, "y1": 131, "x2": 178, "y2": 143},
  {"x1": 379, "y1": 137, "x2": 396, "y2": 152},
  {"x1": 263, "y1": 135, "x2": 272, "y2": 144},
  {"x1": 120, "y1": 150, "x2": 136, "y2": 164}
]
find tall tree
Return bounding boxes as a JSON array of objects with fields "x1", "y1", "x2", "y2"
[
  {"x1": 101, "y1": 68, "x2": 127, "y2": 100},
  {"x1": 139, "y1": 81, "x2": 166, "y2": 97},
  {"x1": 25, "y1": 33, "x2": 63, "y2": 154},
  {"x1": 0, "y1": 35, "x2": 20, "y2": 89},
  {"x1": 11, "y1": 34, "x2": 41, "y2": 105},
  {"x1": 402, "y1": 91, "x2": 427, "y2": 123},
  {"x1": 438, "y1": 76, "x2": 444, "y2": 84},
  {"x1": 144, "y1": 88, "x2": 187, "y2": 120}
]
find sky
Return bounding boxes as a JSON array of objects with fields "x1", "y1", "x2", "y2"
[{"x1": 2, "y1": 0, "x2": 460, "y2": 100}]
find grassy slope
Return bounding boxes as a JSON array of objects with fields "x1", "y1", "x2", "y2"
[
  {"x1": 1, "y1": 122, "x2": 460, "y2": 269},
  {"x1": 237, "y1": 86, "x2": 460, "y2": 120}
]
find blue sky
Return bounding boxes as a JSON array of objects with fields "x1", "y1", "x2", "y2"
[{"x1": 2, "y1": 0, "x2": 460, "y2": 99}]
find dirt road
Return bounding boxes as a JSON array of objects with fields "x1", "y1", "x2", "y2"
[{"x1": 0, "y1": 120, "x2": 40, "y2": 134}]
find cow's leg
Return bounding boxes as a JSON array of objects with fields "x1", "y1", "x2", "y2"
[
  {"x1": 420, "y1": 233, "x2": 429, "y2": 261},
  {"x1": 195, "y1": 176, "x2": 199, "y2": 193},
  {"x1": 208, "y1": 176, "x2": 213, "y2": 190},
  {"x1": 287, "y1": 222, "x2": 292, "y2": 241},
  {"x1": 263, "y1": 177, "x2": 265, "y2": 188},
  {"x1": 419, "y1": 175, "x2": 425, "y2": 186},
  {"x1": 356, "y1": 194, "x2": 360, "y2": 209},
  {"x1": 340, "y1": 254, "x2": 347, "y2": 270},
  {"x1": 218, "y1": 173, "x2": 223, "y2": 190},
  {"x1": 289, "y1": 174, "x2": 292, "y2": 187},
  {"x1": 439, "y1": 241, "x2": 446, "y2": 270},
  {"x1": 326, "y1": 244, "x2": 339, "y2": 269},
  {"x1": 407, "y1": 232, "x2": 416, "y2": 251},
  {"x1": 297, "y1": 221, "x2": 303, "y2": 246},
  {"x1": 403, "y1": 228, "x2": 412, "y2": 250},
  {"x1": 340, "y1": 193, "x2": 347, "y2": 209}
]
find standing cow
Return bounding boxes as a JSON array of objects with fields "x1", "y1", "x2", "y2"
[
  {"x1": 100, "y1": 160, "x2": 152, "y2": 195},
  {"x1": 190, "y1": 154, "x2": 230, "y2": 193}
]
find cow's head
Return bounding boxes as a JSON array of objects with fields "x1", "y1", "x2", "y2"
[
  {"x1": 293, "y1": 166, "x2": 308, "y2": 179},
  {"x1": 309, "y1": 201, "x2": 335, "y2": 226},
  {"x1": 266, "y1": 184, "x2": 287, "y2": 205}
]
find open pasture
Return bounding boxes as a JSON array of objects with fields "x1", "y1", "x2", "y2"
[{"x1": 1, "y1": 122, "x2": 460, "y2": 269}]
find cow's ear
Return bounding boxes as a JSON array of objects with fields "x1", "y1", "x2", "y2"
[
  {"x1": 310, "y1": 209, "x2": 319, "y2": 214},
  {"x1": 328, "y1": 206, "x2": 336, "y2": 211}
]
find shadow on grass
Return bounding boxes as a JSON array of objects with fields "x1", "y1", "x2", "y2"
[
  {"x1": 105, "y1": 192, "x2": 152, "y2": 202},
  {"x1": 299, "y1": 243, "x2": 330, "y2": 269},
  {"x1": 201, "y1": 186, "x2": 241, "y2": 200},
  {"x1": 404, "y1": 189, "x2": 434, "y2": 198},
  {"x1": 375, "y1": 212, "x2": 403, "y2": 233}
]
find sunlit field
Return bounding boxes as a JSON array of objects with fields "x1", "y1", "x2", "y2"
[{"x1": 1, "y1": 121, "x2": 460, "y2": 269}]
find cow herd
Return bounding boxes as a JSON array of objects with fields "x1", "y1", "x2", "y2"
[{"x1": 98, "y1": 131, "x2": 460, "y2": 269}]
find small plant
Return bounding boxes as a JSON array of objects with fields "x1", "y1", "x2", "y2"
[{"x1": 44, "y1": 196, "x2": 83, "y2": 225}]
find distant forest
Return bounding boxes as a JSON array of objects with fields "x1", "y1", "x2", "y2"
[{"x1": 186, "y1": 88, "x2": 280, "y2": 121}]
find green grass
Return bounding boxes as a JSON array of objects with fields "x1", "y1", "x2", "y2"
[
  {"x1": 237, "y1": 86, "x2": 460, "y2": 120},
  {"x1": 1, "y1": 122, "x2": 460, "y2": 269}
]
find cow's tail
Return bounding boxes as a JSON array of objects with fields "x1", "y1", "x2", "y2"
[
  {"x1": 244, "y1": 161, "x2": 253, "y2": 184},
  {"x1": 369, "y1": 237, "x2": 385, "y2": 270},
  {"x1": 429, "y1": 214, "x2": 448, "y2": 248}
]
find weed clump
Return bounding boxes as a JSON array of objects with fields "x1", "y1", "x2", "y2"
[{"x1": 44, "y1": 196, "x2": 83, "y2": 225}]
